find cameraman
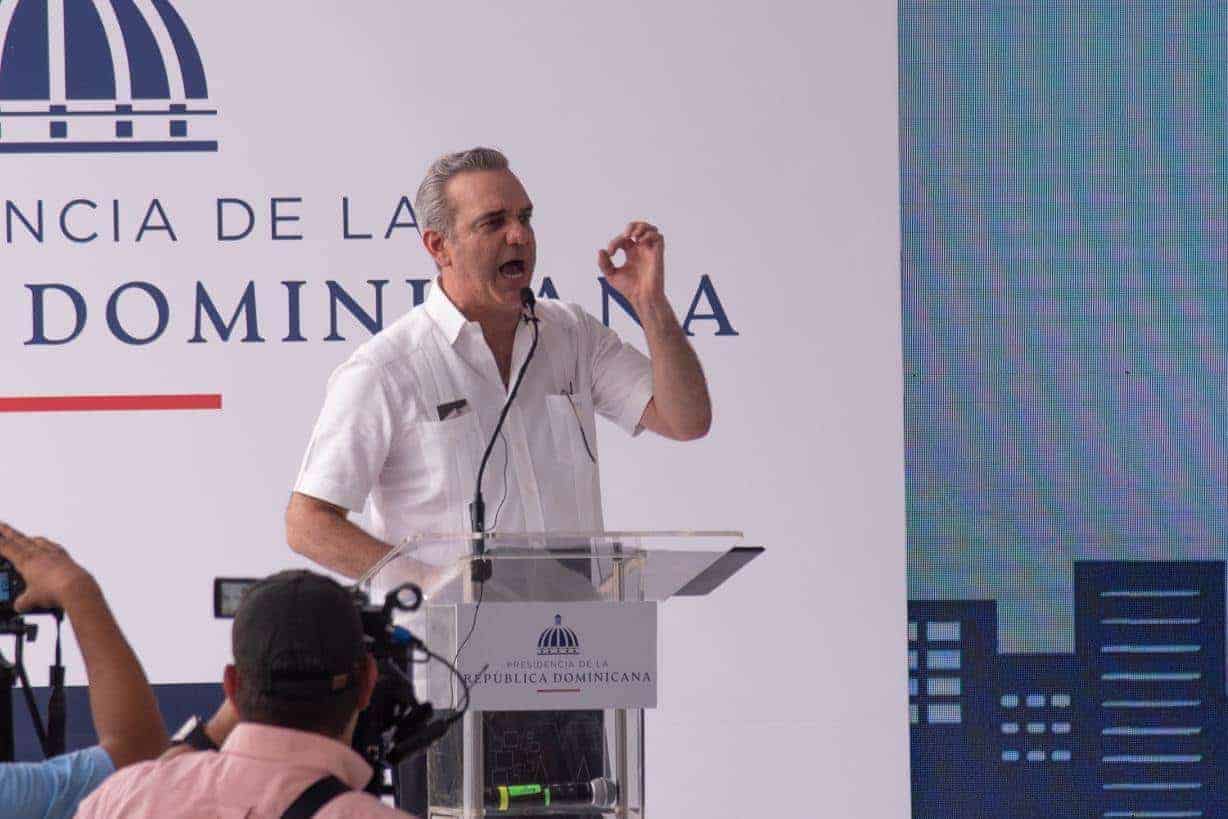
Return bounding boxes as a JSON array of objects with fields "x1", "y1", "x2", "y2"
[
  {"x1": 0, "y1": 523, "x2": 167, "y2": 819},
  {"x1": 77, "y1": 569, "x2": 414, "y2": 818}
]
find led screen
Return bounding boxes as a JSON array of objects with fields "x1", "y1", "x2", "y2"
[{"x1": 901, "y1": 3, "x2": 1227, "y2": 815}]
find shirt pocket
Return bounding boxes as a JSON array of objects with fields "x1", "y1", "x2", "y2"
[
  {"x1": 413, "y1": 409, "x2": 483, "y2": 531},
  {"x1": 545, "y1": 393, "x2": 602, "y2": 530},
  {"x1": 546, "y1": 394, "x2": 597, "y2": 466}
]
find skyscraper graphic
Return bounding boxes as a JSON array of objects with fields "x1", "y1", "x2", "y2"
[
  {"x1": 909, "y1": 561, "x2": 1228, "y2": 817},
  {"x1": 908, "y1": 600, "x2": 997, "y2": 817},
  {"x1": 989, "y1": 653, "x2": 1083, "y2": 817},
  {"x1": 1075, "y1": 562, "x2": 1228, "y2": 819},
  {"x1": 0, "y1": 0, "x2": 217, "y2": 152}
]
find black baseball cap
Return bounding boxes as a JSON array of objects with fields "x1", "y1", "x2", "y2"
[{"x1": 232, "y1": 570, "x2": 366, "y2": 700}]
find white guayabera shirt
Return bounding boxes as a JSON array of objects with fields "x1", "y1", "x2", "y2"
[{"x1": 294, "y1": 278, "x2": 653, "y2": 555}]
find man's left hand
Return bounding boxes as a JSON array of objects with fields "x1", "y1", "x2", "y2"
[
  {"x1": 0, "y1": 522, "x2": 97, "y2": 613},
  {"x1": 598, "y1": 221, "x2": 667, "y2": 311}
]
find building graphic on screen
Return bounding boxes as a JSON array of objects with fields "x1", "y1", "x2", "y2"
[
  {"x1": 909, "y1": 561, "x2": 1228, "y2": 817},
  {"x1": 0, "y1": 0, "x2": 216, "y2": 152}
]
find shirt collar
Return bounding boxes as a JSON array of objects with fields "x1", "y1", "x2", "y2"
[
  {"x1": 424, "y1": 277, "x2": 470, "y2": 346},
  {"x1": 220, "y1": 723, "x2": 373, "y2": 790}
]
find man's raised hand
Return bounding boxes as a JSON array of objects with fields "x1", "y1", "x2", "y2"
[
  {"x1": 0, "y1": 522, "x2": 96, "y2": 613},
  {"x1": 598, "y1": 220, "x2": 667, "y2": 311}
]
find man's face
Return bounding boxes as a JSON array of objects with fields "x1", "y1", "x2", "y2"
[{"x1": 438, "y1": 168, "x2": 536, "y2": 314}]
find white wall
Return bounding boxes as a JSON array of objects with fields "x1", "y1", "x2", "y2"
[{"x1": 0, "y1": 1, "x2": 907, "y2": 814}]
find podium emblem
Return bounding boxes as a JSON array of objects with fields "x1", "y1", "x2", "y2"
[{"x1": 536, "y1": 613, "x2": 581, "y2": 656}]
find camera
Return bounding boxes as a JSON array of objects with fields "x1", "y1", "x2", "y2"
[
  {"x1": 0, "y1": 556, "x2": 26, "y2": 617},
  {"x1": 0, "y1": 559, "x2": 64, "y2": 763},
  {"x1": 212, "y1": 577, "x2": 464, "y2": 799},
  {"x1": 212, "y1": 577, "x2": 256, "y2": 618}
]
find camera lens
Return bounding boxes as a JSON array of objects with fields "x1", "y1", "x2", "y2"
[
  {"x1": 0, "y1": 557, "x2": 25, "y2": 612},
  {"x1": 391, "y1": 583, "x2": 423, "y2": 612}
]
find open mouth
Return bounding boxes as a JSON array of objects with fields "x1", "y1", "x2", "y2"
[{"x1": 499, "y1": 260, "x2": 526, "y2": 278}]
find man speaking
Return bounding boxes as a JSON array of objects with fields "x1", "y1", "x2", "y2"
[
  {"x1": 286, "y1": 146, "x2": 711, "y2": 814},
  {"x1": 286, "y1": 146, "x2": 711, "y2": 578}
]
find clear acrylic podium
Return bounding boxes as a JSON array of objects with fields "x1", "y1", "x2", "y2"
[{"x1": 358, "y1": 531, "x2": 762, "y2": 818}]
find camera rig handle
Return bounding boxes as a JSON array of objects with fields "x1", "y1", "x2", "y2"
[{"x1": 0, "y1": 610, "x2": 66, "y2": 761}]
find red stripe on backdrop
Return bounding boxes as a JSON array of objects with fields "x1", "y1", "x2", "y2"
[{"x1": 0, "y1": 394, "x2": 223, "y2": 413}]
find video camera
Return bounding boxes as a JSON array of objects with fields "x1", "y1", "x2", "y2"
[
  {"x1": 213, "y1": 577, "x2": 466, "y2": 797},
  {"x1": 0, "y1": 557, "x2": 67, "y2": 763},
  {"x1": 0, "y1": 555, "x2": 26, "y2": 618}
]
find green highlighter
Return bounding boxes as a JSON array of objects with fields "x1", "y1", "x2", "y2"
[{"x1": 484, "y1": 778, "x2": 618, "y2": 811}]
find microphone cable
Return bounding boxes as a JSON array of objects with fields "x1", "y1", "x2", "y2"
[
  {"x1": 470, "y1": 287, "x2": 540, "y2": 539},
  {"x1": 461, "y1": 286, "x2": 538, "y2": 680}
]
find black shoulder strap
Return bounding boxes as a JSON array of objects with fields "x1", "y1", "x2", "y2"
[{"x1": 281, "y1": 774, "x2": 352, "y2": 819}]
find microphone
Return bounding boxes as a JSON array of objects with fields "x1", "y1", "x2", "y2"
[
  {"x1": 468, "y1": 286, "x2": 541, "y2": 576},
  {"x1": 484, "y1": 777, "x2": 618, "y2": 812}
]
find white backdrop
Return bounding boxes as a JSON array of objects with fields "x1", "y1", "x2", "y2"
[{"x1": 0, "y1": 1, "x2": 906, "y2": 815}]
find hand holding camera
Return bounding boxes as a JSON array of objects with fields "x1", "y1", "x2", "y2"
[{"x1": 0, "y1": 522, "x2": 97, "y2": 616}]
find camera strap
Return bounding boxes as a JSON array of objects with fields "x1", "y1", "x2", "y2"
[{"x1": 280, "y1": 774, "x2": 351, "y2": 819}]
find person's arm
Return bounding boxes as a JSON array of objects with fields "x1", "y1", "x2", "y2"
[
  {"x1": 0, "y1": 523, "x2": 167, "y2": 769},
  {"x1": 0, "y1": 746, "x2": 118, "y2": 818},
  {"x1": 636, "y1": 299, "x2": 711, "y2": 441},
  {"x1": 285, "y1": 493, "x2": 393, "y2": 579},
  {"x1": 199, "y1": 700, "x2": 240, "y2": 747},
  {"x1": 160, "y1": 700, "x2": 240, "y2": 760},
  {"x1": 289, "y1": 357, "x2": 448, "y2": 582},
  {"x1": 598, "y1": 221, "x2": 712, "y2": 441},
  {"x1": 286, "y1": 493, "x2": 446, "y2": 587}
]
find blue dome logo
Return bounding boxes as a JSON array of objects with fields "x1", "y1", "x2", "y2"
[
  {"x1": 537, "y1": 613, "x2": 581, "y2": 656},
  {"x1": 0, "y1": 0, "x2": 217, "y2": 153}
]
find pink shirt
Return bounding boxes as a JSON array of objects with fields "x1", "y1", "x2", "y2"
[{"x1": 75, "y1": 723, "x2": 415, "y2": 819}]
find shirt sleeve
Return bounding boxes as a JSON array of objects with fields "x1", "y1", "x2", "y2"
[
  {"x1": 294, "y1": 356, "x2": 399, "y2": 512},
  {"x1": 0, "y1": 745, "x2": 116, "y2": 819},
  {"x1": 583, "y1": 310, "x2": 654, "y2": 437}
]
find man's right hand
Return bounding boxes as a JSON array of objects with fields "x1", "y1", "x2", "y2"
[{"x1": 0, "y1": 521, "x2": 98, "y2": 613}]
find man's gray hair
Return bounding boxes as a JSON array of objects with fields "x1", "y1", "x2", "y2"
[{"x1": 415, "y1": 147, "x2": 510, "y2": 237}]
